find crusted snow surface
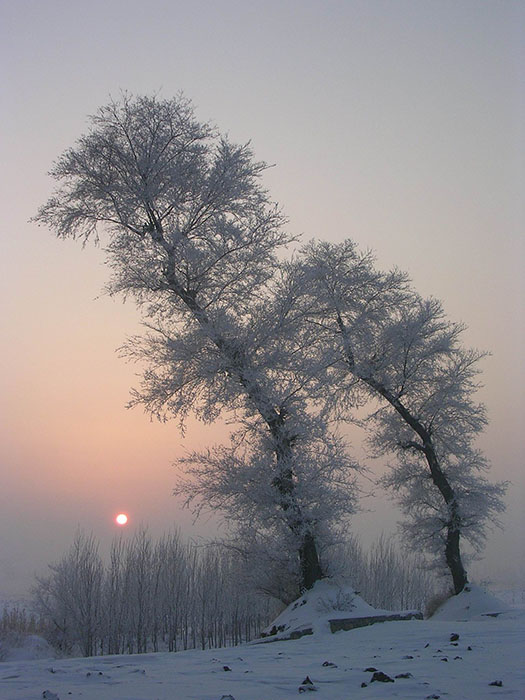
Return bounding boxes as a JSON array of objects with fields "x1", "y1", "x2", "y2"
[
  {"x1": 1, "y1": 583, "x2": 523, "y2": 699},
  {"x1": 431, "y1": 583, "x2": 516, "y2": 621},
  {"x1": 1, "y1": 613, "x2": 524, "y2": 699}
]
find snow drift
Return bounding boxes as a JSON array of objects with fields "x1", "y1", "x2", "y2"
[{"x1": 259, "y1": 579, "x2": 422, "y2": 640}]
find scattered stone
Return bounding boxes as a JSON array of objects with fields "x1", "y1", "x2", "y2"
[
  {"x1": 370, "y1": 671, "x2": 394, "y2": 683},
  {"x1": 322, "y1": 661, "x2": 337, "y2": 667},
  {"x1": 450, "y1": 633, "x2": 459, "y2": 642},
  {"x1": 223, "y1": 665, "x2": 232, "y2": 672},
  {"x1": 364, "y1": 667, "x2": 377, "y2": 672},
  {"x1": 299, "y1": 676, "x2": 318, "y2": 693},
  {"x1": 440, "y1": 657, "x2": 448, "y2": 662},
  {"x1": 361, "y1": 682, "x2": 367, "y2": 688},
  {"x1": 489, "y1": 680, "x2": 503, "y2": 687},
  {"x1": 402, "y1": 655, "x2": 414, "y2": 659},
  {"x1": 220, "y1": 695, "x2": 236, "y2": 700},
  {"x1": 454, "y1": 656, "x2": 463, "y2": 660},
  {"x1": 42, "y1": 692, "x2": 60, "y2": 700},
  {"x1": 467, "y1": 646, "x2": 472, "y2": 651},
  {"x1": 426, "y1": 695, "x2": 440, "y2": 699},
  {"x1": 424, "y1": 643, "x2": 430, "y2": 648},
  {"x1": 395, "y1": 672, "x2": 413, "y2": 679}
]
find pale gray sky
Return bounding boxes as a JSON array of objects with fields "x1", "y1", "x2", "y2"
[{"x1": 1, "y1": 0, "x2": 523, "y2": 596}]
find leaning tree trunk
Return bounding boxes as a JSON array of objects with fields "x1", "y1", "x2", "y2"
[
  {"x1": 161, "y1": 238, "x2": 324, "y2": 592},
  {"x1": 366, "y1": 377, "x2": 468, "y2": 594},
  {"x1": 337, "y1": 317, "x2": 468, "y2": 594},
  {"x1": 269, "y1": 415, "x2": 324, "y2": 590},
  {"x1": 367, "y1": 377, "x2": 468, "y2": 594}
]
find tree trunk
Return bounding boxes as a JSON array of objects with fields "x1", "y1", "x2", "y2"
[
  {"x1": 300, "y1": 532, "x2": 324, "y2": 590},
  {"x1": 338, "y1": 317, "x2": 468, "y2": 594},
  {"x1": 445, "y1": 508, "x2": 468, "y2": 595},
  {"x1": 161, "y1": 244, "x2": 324, "y2": 592}
]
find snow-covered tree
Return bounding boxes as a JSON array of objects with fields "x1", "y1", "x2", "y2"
[
  {"x1": 178, "y1": 417, "x2": 358, "y2": 602},
  {"x1": 33, "y1": 531, "x2": 103, "y2": 656},
  {"x1": 34, "y1": 94, "x2": 358, "y2": 593},
  {"x1": 292, "y1": 240, "x2": 507, "y2": 594}
]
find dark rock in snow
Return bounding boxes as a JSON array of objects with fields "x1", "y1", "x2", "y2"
[
  {"x1": 467, "y1": 646, "x2": 472, "y2": 651},
  {"x1": 223, "y1": 665, "x2": 232, "y2": 672},
  {"x1": 364, "y1": 666, "x2": 378, "y2": 672},
  {"x1": 395, "y1": 672, "x2": 413, "y2": 679},
  {"x1": 450, "y1": 633, "x2": 460, "y2": 642},
  {"x1": 220, "y1": 695, "x2": 236, "y2": 700},
  {"x1": 489, "y1": 680, "x2": 503, "y2": 687},
  {"x1": 424, "y1": 642, "x2": 430, "y2": 648},
  {"x1": 322, "y1": 661, "x2": 337, "y2": 667},
  {"x1": 361, "y1": 682, "x2": 367, "y2": 687},
  {"x1": 370, "y1": 671, "x2": 394, "y2": 683},
  {"x1": 42, "y1": 692, "x2": 60, "y2": 700},
  {"x1": 299, "y1": 676, "x2": 318, "y2": 693},
  {"x1": 440, "y1": 657, "x2": 448, "y2": 662},
  {"x1": 426, "y1": 695, "x2": 440, "y2": 699},
  {"x1": 402, "y1": 655, "x2": 414, "y2": 659}
]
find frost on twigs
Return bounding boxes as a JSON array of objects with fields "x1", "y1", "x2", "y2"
[
  {"x1": 34, "y1": 93, "x2": 360, "y2": 595},
  {"x1": 288, "y1": 240, "x2": 507, "y2": 592}
]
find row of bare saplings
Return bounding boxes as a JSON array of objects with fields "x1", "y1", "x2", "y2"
[
  {"x1": 31, "y1": 528, "x2": 438, "y2": 658},
  {"x1": 33, "y1": 530, "x2": 278, "y2": 658}
]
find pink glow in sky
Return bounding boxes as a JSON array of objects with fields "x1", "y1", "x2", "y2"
[{"x1": 0, "y1": 0, "x2": 523, "y2": 596}]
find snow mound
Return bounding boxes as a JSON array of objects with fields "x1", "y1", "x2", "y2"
[
  {"x1": 432, "y1": 584, "x2": 514, "y2": 621},
  {"x1": 260, "y1": 579, "x2": 420, "y2": 640},
  {"x1": 1, "y1": 634, "x2": 55, "y2": 661}
]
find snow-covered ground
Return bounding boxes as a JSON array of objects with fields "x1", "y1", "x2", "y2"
[{"x1": 1, "y1": 584, "x2": 524, "y2": 700}]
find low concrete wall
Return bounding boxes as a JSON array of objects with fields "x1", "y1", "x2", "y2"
[{"x1": 329, "y1": 611, "x2": 423, "y2": 633}]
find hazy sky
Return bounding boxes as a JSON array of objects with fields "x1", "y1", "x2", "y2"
[{"x1": 1, "y1": 0, "x2": 523, "y2": 597}]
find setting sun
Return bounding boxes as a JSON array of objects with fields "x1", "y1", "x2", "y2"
[{"x1": 115, "y1": 513, "x2": 128, "y2": 526}]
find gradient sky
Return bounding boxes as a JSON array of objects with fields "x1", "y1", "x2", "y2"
[{"x1": 1, "y1": 0, "x2": 523, "y2": 597}]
